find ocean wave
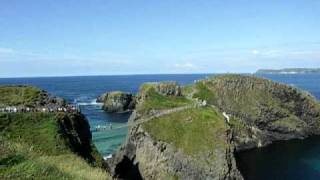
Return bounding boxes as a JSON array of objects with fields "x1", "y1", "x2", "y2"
[
  {"x1": 103, "y1": 154, "x2": 112, "y2": 160},
  {"x1": 75, "y1": 99, "x2": 103, "y2": 106}
]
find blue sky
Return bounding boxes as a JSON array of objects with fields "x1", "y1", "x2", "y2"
[{"x1": 0, "y1": 0, "x2": 320, "y2": 77}]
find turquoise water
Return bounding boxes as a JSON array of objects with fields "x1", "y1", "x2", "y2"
[
  {"x1": 1, "y1": 74, "x2": 320, "y2": 179},
  {"x1": 0, "y1": 74, "x2": 210, "y2": 156}
]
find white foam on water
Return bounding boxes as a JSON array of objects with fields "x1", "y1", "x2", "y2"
[
  {"x1": 76, "y1": 99, "x2": 103, "y2": 106},
  {"x1": 103, "y1": 154, "x2": 113, "y2": 160}
]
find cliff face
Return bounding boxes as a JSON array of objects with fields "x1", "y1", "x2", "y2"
[
  {"x1": 109, "y1": 112, "x2": 242, "y2": 179},
  {"x1": 192, "y1": 75, "x2": 320, "y2": 150},
  {"x1": 108, "y1": 82, "x2": 243, "y2": 179},
  {"x1": 56, "y1": 112, "x2": 103, "y2": 164},
  {"x1": 0, "y1": 86, "x2": 110, "y2": 179},
  {"x1": 97, "y1": 91, "x2": 135, "y2": 113},
  {"x1": 108, "y1": 75, "x2": 320, "y2": 180}
]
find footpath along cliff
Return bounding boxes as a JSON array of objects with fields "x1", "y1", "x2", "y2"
[{"x1": 107, "y1": 75, "x2": 320, "y2": 180}]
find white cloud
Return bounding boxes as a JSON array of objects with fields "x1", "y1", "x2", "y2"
[
  {"x1": 251, "y1": 49, "x2": 260, "y2": 55},
  {"x1": 174, "y1": 62, "x2": 198, "y2": 69}
]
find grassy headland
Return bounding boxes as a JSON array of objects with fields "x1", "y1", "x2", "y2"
[
  {"x1": 0, "y1": 86, "x2": 110, "y2": 179},
  {"x1": 136, "y1": 83, "x2": 193, "y2": 114},
  {"x1": 0, "y1": 86, "x2": 42, "y2": 107},
  {"x1": 142, "y1": 107, "x2": 228, "y2": 161}
]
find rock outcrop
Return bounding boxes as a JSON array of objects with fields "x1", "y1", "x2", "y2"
[
  {"x1": 154, "y1": 81, "x2": 182, "y2": 96},
  {"x1": 56, "y1": 112, "x2": 102, "y2": 164},
  {"x1": 107, "y1": 82, "x2": 243, "y2": 179},
  {"x1": 108, "y1": 118, "x2": 242, "y2": 180},
  {"x1": 192, "y1": 75, "x2": 320, "y2": 151},
  {"x1": 97, "y1": 91, "x2": 135, "y2": 113},
  {"x1": 107, "y1": 76, "x2": 320, "y2": 179}
]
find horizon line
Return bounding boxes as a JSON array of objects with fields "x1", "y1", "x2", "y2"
[{"x1": 0, "y1": 72, "x2": 252, "y2": 79}]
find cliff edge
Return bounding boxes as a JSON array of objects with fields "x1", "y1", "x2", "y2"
[
  {"x1": 108, "y1": 75, "x2": 320, "y2": 180},
  {"x1": 0, "y1": 86, "x2": 111, "y2": 179}
]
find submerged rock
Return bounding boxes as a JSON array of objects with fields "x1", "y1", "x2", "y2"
[{"x1": 97, "y1": 91, "x2": 135, "y2": 113}]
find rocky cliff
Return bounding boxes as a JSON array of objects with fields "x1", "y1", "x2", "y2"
[
  {"x1": 192, "y1": 75, "x2": 320, "y2": 151},
  {"x1": 0, "y1": 86, "x2": 110, "y2": 179},
  {"x1": 108, "y1": 75, "x2": 320, "y2": 180},
  {"x1": 97, "y1": 91, "x2": 135, "y2": 113},
  {"x1": 108, "y1": 82, "x2": 243, "y2": 179}
]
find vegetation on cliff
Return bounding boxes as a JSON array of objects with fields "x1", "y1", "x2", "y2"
[
  {"x1": 142, "y1": 107, "x2": 228, "y2": 161},
  {"x1": 191, "y1": 75, "x2": 320, "y2": 149},
  {"x1": 108, "y1": 81, "x2": 242, "y2": 179},
  {"x1": 0, "y1": 86, "x2": 42, "y2": 107},
  {"x1": 109, "y1": 75, "x2": 320, "y2": 179},
  {"x1": 0, "y1": 86, "x2": 110, "y2": 179},
  {"x1": 136, "y1": 83, "x2": 192, "y2": 114}
]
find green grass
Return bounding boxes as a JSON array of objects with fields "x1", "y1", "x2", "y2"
[
  {"x1": 137, "y1": 85, "x2": 192, "y2": 113},
  {"x1": 192, "y1": 81, "x2": 216, "y2": 104},
  {"x1": 0, "y1": 141, "x2": 109, "y2": 180},
  {"x1": 191, "y1": 74, "x2": 320, "y2": 133},
  {"x1": 0, "y1": 113, "x2": 110, "y2": 179},
  {"x1": 0, "y1": 86, "x2": 42, "y2": 107},
  {"x1": 108, "y1": 91, "x2": 127, "y2": 97},
  {"x1": 195, "y1": 75, "x2": 286, "y2": 124},
  {"x1": 0, "y1": 113, "x2": 68, "y2": 155},
  {"x1": 182, "y1": 84, "x2": 193, "y2": 94},
  {"x1": 142, "y1": 107, "x2": 228, "y2": 161}
]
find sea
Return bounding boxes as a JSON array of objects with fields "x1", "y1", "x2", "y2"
[{"x1": 0, "y1": 73, "x2": 319, "y2": 179}]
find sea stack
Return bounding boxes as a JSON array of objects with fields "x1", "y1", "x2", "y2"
[{"x1": 97, "y1": 91, "x2": 135, "y2": 113}]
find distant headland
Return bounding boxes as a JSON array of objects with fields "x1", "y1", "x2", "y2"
[{"x1": 256, "y1": 68, "x2": 320, "y2": 74}]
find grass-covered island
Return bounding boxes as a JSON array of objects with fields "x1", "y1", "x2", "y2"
[
  {"x1": 107, "y1": 75, "x2": 320, "y2": 180},
  {"x1": 0, "y1": 86, "x2": 111, "y2": 179}
]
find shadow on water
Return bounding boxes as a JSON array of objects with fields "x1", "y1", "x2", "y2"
[{"x1": 235, "y1": 136, "x2": 320, "y2": 180}]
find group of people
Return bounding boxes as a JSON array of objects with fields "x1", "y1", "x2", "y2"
[{"x1": 0, "y1": 105, "x2": 80, "y2": 113}]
